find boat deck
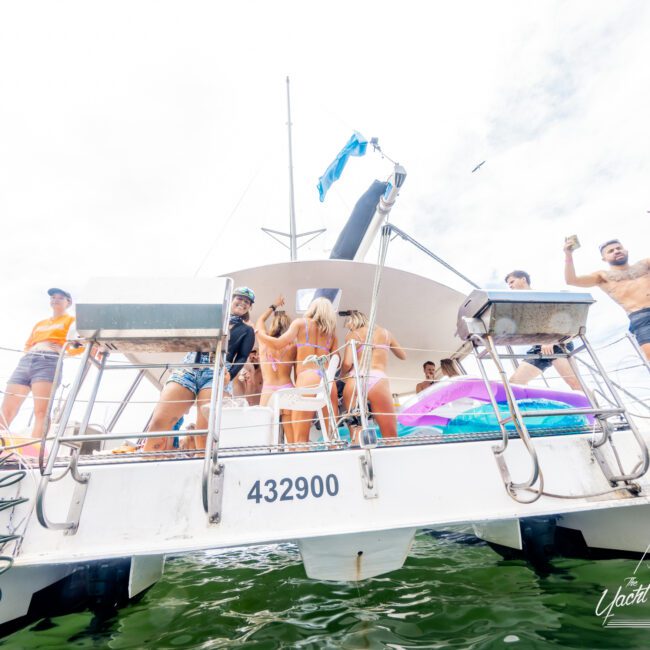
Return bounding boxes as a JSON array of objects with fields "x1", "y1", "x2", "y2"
[{"x1": 61, "y1": 421, "x2": 608, "y2": 463}]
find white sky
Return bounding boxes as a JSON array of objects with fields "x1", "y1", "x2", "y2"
[{"x1": 1, "y1": 1, "x2": 649, "y2": 422}]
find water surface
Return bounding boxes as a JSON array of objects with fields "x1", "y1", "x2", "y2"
[{"x1": 4, "y1": 532, "x2": 650, "y2": 648}]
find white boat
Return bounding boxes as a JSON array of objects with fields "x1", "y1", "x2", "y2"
[
  {"x1": 2, "y1": 201, "x2": 650, "y2": 630},
  {"x1": 1, "y1": 90, "x2": 649, "y2": 629}
]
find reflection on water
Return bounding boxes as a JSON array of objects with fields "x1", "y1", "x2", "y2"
[{"x1": 3, "y1": 532, "x2": 650, "y2": 648}]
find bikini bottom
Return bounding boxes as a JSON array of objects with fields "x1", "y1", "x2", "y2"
[
  {"x1": 364, "y1": 369, "x2": 387, "y2": 393},
  {"x1": 298, "y1": 368, "x2": 324, "y2": 387},
  {"x1": 262, "y1": 382, "x2": 294, "y2": 393}
]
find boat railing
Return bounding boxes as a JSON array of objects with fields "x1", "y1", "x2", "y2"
[
  {"x1": 24, "y1": 335, "x2": 646, "y2": 460},
  {"x1": 32, "y1": 344, "x2": 235, "y2": 532},
  {"x1": 347, "y1": 339, "x2": 378, "y2": 498},
  {"x1": 13, "y1": 327, "x2": 641, "y2": 464},
  {"x1": 0, "y1": 443, "x2": 31, "y2": 576},
  {"x1": 30, "y1": 336, "x2": 379, "y2": 511},
  {"x1": 569, "y1": 334, "x2": 649, "y2": 466},
  {"x1": 201, "y1": 333, "x2": 229, "y2": 524},
  {"x1": 31, "y1": 276, "x2": 235, "y2": 533},
  {"x1": 625, "y1": 331, "x2": 650, "y2": 376},
  {"x1": 457, "y1": 289, "x2": 650, "y2": 502},
  {"x1": 10, "y1": 282, "x2": 649, "y2": 534},
  {"x1": 448, "y1": 336, "x2": 649, "y2": 410},
  {"x1": 35, "y1": 341, "x2": 95, "y2": 533}
]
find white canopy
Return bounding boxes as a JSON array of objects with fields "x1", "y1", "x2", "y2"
[{"x1": 124, "y1": 259, "x2": 468, "y2": 393}]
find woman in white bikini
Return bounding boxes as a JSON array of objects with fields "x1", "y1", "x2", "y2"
[
  {"x1": 340, "y1": 310, "x2": 406, "y2": 442},
  {"x1": 255, "y1": 296, "x2": 297, "y2": 440},
  {"x1": 256, "y1": 297, "x2": 338, "y2": 445}
]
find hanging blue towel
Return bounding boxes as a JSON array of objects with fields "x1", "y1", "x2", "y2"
[{"x1": 317, "y1": 132, "x2": 368, "y2": 202}]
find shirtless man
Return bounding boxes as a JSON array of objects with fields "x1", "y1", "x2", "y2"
[
  {"x1": 505, "y1": 270, "x2": 581, "y2": 390},
  {"x1": 564, "y1": 239, "x2": 650, "y2": 361},
  {"x1": 416, "y1": 361, "x2": 436, "y2": 394},
  {"x1": 233, "y1": 349, "x2": 264, "y2": 406}
]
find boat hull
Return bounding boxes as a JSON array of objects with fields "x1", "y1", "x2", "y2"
[{"x1": 3, "y1": 428, "x2": 650, "y2": 626}]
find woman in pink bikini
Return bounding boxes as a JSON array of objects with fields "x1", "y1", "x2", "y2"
[
  {"x1": 340, "y1": 310, "x2": 406, "y2": 442},
  {"x1": 256, "y1": 297, "x2": 338, "y2": 445},
  {"x1": 255, "y1": 296, "x2": 297, "y2": 440}
]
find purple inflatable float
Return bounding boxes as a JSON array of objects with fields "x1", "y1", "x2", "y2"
[{"x1": 398, "y1": 378, "x2": 590, "y2": 428}]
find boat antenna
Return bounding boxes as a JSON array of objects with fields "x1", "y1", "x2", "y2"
[
  {"x1": 261, "y1": 76, "x2": 325, "y2": 260},
  {"x1": 369, "y1": 137, "x2": 400, "y2": 166}
]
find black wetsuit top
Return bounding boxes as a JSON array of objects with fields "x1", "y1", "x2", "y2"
[
  {"x1": 188, "y1": 318, "x2": 255, "y2": 381},
  {"x1": 223, "y1": 319, "x2": 255, "y2": 380}
]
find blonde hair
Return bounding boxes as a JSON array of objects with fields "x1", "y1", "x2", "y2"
[
  {"x1": 269, "y1": 311, "x2": 291, "y2": 338},
  {"x1": 440, "y1": 358, "x2": 461, "y2": 377},
  {"x1": 345, "y1": 310, "x2": 368, "y2": 331},
  {"x1": 305, "y1": 297, "x2": 337, "y2": 338}
]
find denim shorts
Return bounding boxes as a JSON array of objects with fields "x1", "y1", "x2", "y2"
[
  {"x1": 167, "y1": 367, "x2": 214, "y2": 396},
  {"x1": 8, "y1": 352, "x2": 60, "y2": 387}
]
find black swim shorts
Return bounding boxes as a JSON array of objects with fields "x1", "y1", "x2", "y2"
[
  {"x1": 524, "y1": 341, "x2": 575, "y2": 373},
  {"x1": 629, "y1": 308, "x2": 650, "y2": 346}
]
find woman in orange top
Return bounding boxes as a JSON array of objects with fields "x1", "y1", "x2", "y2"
[{"x1": 1, "y1": 288, "x2": 78, "y2": 441}]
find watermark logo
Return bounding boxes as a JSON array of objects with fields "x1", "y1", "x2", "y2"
[{"x1": 595, "y1": 544, "x2": 650, "y2": 627}]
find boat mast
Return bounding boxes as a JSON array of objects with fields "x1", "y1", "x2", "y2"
[
  {"x1": 261, "y1": 77, "x2": 325, "y2": 260},
  {"x1": 286, "y1": 76, "x2": 298, "y2": 261}
]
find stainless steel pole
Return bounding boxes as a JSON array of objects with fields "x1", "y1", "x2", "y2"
[{"x1": 286, "y1": 76, "x2": 297, "y2": 261}]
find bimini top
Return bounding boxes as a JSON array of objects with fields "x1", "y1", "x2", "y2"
[
  {"x1": 223, "y1": 259, "x2": 466, "y2": 394},
  {"x1": 119, "y1": 259, "x2": 467, "y2": 393}
]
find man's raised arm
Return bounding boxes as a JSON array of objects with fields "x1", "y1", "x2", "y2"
[{"x1": 563, "y1": 240, "x2": 602, "y2": 288}]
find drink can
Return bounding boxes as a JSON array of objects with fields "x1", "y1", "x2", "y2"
[{"x1": 565, "y1": 235, "x2": 580, "y2": 251}]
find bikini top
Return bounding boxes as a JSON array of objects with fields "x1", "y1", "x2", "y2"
[
  {"x1": 352, "y1": 328, "x2": 391, "y2": 351},
  {"x1": 264, "y1": 343, "x2": 294, "y2": 372},
  {"x1": 295, "y1": 318, "x2": 333, "y2": 353}
]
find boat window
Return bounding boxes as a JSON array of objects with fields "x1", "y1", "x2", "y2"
[{"x1": 295, "y1": 288, "x2": 342, "y2": 313}]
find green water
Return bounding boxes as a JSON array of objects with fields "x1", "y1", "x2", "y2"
[{"x1": 4, "y1": 532, "x2": 650, "y2": 649}]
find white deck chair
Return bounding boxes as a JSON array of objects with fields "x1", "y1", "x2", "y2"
[{"x1": 270, "y1": 354, "x2": 340, "y2": 444}]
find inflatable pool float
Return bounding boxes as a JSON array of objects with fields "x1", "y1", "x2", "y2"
[
  {"x1": 398, "y1": 377, "x2": 591, "y2": 428},
  {"x1": 444, "y1": 398, "x2": 589, "y2": 433}
]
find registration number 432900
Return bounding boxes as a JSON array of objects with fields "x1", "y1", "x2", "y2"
[{"x1": 246, "y1": 474, "x2": 340, "y2": 504}]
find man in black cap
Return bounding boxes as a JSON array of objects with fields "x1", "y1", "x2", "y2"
[
  {"x1": 564, "y1": 239, "x2": 650, "y2": 360},
  {"x1": 1, "y1": 288, "x2": 79, "y2": 441}
]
